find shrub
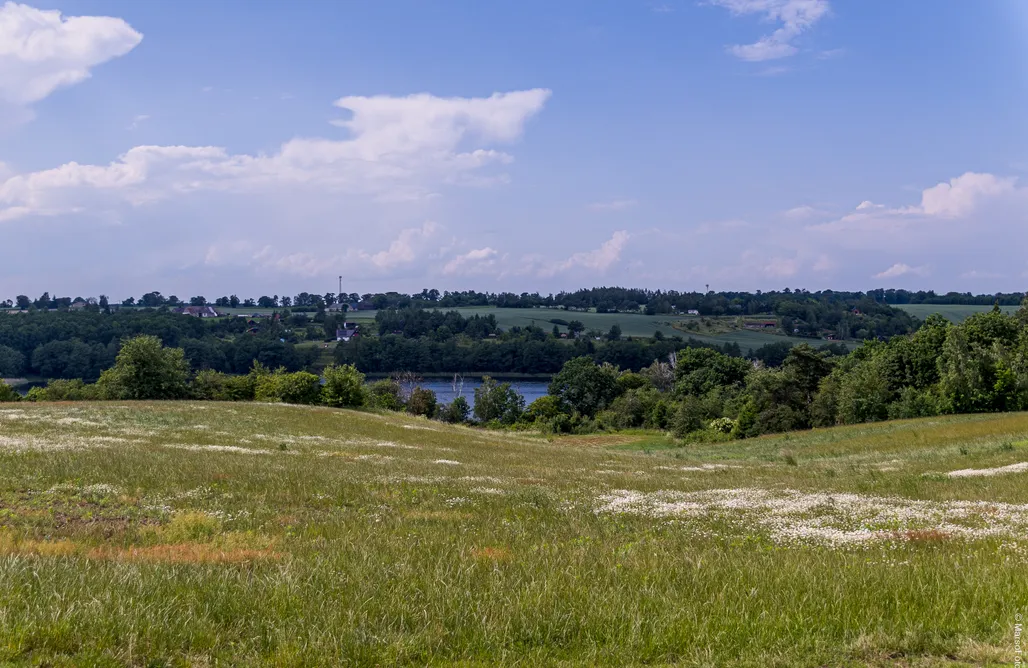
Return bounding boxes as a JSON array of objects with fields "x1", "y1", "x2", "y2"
[
  {"x1": 709, "y1": 417, "x2": 736, "y2": 434},
  {"x1": 192, "y1": 369, "x2": 229, "y2": 400},
  {"x1": 322, "y1": 364, "x2": 366, "y2": 408},
  {"x1": 255, "y1": 369, "x2": 322, "y2": 405},
  {"x1": 406, "y1": 387, "x2": 438, "y2": 418},
  {"x1": 522, "y1": 395, "x2": 564, "y2": 423},
  {"x1": 473, "y1": 377, "x2": 525, "y2": 425},
  {"x1": 548, "y1": 357, "x2": 620, "y2": 417},
  {"x1": 0, "y1": 382, "x2": 20, "y2": 402},
  {"x1": 439, "y1": 396, "x2": 471, "y2": 424},
  {"x1": 96, "y1": 335, "x2": 191, "y2": 400},
  {"x1": 672, "y1": 395, "x2": 721, "y2": 438},
  {"x1": 606, "y1": 387, "x2": 661, "y2": 429},
  {"x1": 24, "y1": 379, "x2": 99, "y2": 402},
  {"x1": 367, "y1": 379, "x2": 404, "y2": 411},
  {"x1": 888, "y1": 387, "x2": 942, "y2": 420}
]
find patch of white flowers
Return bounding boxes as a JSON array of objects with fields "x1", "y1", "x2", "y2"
[
  {"x1": 946, "y1": 462, "x2": 1028, "y2": 478},
  {"x1": 595, "y1": 487, "x2": 1028, "y2": 547}
]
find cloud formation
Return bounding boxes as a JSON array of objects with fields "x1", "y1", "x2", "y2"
[
  {"x1": 710, "y1": 0, "x2": 830, "y2": 61},
  {"x1": 873, "y1": 263, "x2": 928, "y2": 279},
  {"x1": 0, "y1": 89, "x2": 552, "y2": 221},
  {"x1": 0, "y1": 2, "x2": 141, "y2": 124}
]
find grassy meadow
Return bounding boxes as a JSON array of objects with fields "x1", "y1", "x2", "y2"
[
  {"x1": 1, "y1": 403, "x2": 1027, "y2": 665},
  {"x1": 895, "y1": 304, "x2": 1021, "y2": 323}
]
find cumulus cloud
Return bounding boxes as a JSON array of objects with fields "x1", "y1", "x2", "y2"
[
  {"x1": 442, "y1": 247, "x2": 499, "y2": 276},
  {"x1": 361, "y1": 221, "x2": 439, "y2": 269},
  {"x1": 0, "y1": 2, "x2": 141, "y2": 123},
  {"x1": 0, "y1": 89, "x2": 551, "y2": 221},
  {"x1": 917, "y1": 172, "x2": 1016, "y2": 217},
  {"x1": 873, "y1": 263, "x2": 928, "y2": 279},
  {"x1": 808, "y1": 172, "x2": 1020, "y2": 240},
  {"x1": 709, "y1": 0, "x2": 830, "y2": 61},
  {"x1": 537, "y1": 231, "x2": 630, "y2": 277}
]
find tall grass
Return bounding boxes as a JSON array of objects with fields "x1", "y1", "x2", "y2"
[{"x1": 0, "y1": 403, "x2": 1025, "y2": 665}]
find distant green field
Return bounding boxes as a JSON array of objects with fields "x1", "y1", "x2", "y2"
[
  {"x1": 348, "y1": 307, "x2": 815, "y2": 349},
  {"x1": 896, "y1": 303, "x2": 1020, "y2": 323}
]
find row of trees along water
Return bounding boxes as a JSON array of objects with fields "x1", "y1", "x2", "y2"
[{"x1": 4, "y1": 300, "x2": 1028, "y2": 442}]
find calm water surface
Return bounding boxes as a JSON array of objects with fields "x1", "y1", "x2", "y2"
[{"x1": 415, "y1": 379, "x2": 549, "y2": 408}]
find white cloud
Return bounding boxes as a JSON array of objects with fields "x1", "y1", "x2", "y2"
[
  {"x1": 0, "y1": 2, "x2": 141, "y2": 123},
  {"x1": 361, "y1": 221, "x2": 439, "y2": 269},
  {"x1": 809, "y1": 172, "x2": 1020, "y2": 240},
  {"x1": 204, "y1": 221, "x2": 442, "y2": 278},
  {"x1": 538, "y1": 231, "x2": 630, "y2": 276},
  {"x1": 782, "y1": 205, "x2": 818, "y2": 219},
  {"x1": 588, "y1": 198, "x2": 637, "y2": 211},
  {"x1": 710, "y1": 0, "x2": 830, "y2": 61},
  {"x1": 873, "y1": 263, "x2": 928, "y2": 279},
  {"x1": 127, "y1": 114, "x2": 149, "y2": 130},
  {"x1": 917, "y1": 172, "x2": 1016, "y2": 217},
  {"x1": 0, "y1": 89, "x2": 551, "y2": 221},
  {"x1": 442, "y1": 247, "x2": 499, "y2": 275}
]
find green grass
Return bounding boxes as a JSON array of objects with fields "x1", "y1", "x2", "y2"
[
  {"x1": 896, "y1": 304, "x2": 1021, "y2": 323},
  {"x1": 1, "y1": 403, "x2": 1026, "y2": 665}
]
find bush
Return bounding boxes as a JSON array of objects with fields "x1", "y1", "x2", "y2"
[
  {"x1": 255, "y1": 369, "x2": 322, "y2": 405},
  {"x1": 24, "y1": 379, "x2": 99, "y2": 402},
  {"x1": 549, "y1": 357, "x2": 620, "y2": 417},
  {"x1": 0, "y1": 382, "x2": 20, "y2": 402},
  {"x1": 96, "y1": 335, "x2": 191, "y2": 400},
  {"x1": 708, "y1": 417, "x2": 736, "y2": 434},
  {"x1": 439, "y1": 396, "x2": 471, "y2": 424},
  {"x1": 367, "y1": 379, "x2": 404, "y2": 411},
  {"x1": 406, "y1": 387, "x2": 437, "y2": 418},
  {"x1": 523, "y1": 395, "x2": 564, "y2": 423},
  {"x1": 671, "y1": 395, "x2": 723, "y2": 438},
  {"x1": 888, "y1": 386, "x2": 942, "y2": 420},
  {"x1": 322, "y1": 364, "x2": 366, "y2": 408},
  {"x1": 473, "y1": 377, "x2": 525, "y2": 425},
  {"x1": 605, "y1": 387, "x2": 661, "y2": 429},
  {"x1": 192, "y1": 369, "x2": 229, "y2": 400}
]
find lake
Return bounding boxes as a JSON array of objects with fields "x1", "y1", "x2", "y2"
[
  {"x1": 414, "y1": 379, "x2": 549, "y2": 408},
  {"x1": 10, "y1": 377, "x2": 552, "y2": 408}
]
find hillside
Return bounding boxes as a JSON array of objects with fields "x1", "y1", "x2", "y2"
[
  {"x1": 1, "y1": 402, "x2": 1026, "y2": 665},
  {"x1": 896, "y1": 303, "x2": 1021, "y2": 323}
]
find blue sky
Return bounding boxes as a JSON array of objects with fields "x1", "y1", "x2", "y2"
[{"x1": 2, "y1": 0, "x2": 1027, "y2": 300}]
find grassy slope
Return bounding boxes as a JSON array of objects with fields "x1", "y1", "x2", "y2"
[
  {"x1": 1, "y1": 403, "x2": 1026, "y2": 665},
  {"x1": 896, "y1": 304, "x2": 1020, "y2": 323}
]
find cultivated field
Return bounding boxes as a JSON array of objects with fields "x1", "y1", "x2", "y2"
[
  {"x1": 1, "y1": 403, "x2": 1026, "y2": 665},
  {"x1": 895, "y1": 304, "x2": 1021, "y2": 323}
]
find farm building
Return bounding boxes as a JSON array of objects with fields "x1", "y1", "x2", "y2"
[{"x1": 175, "y1": 306, "x2": 220, "y2": 318}]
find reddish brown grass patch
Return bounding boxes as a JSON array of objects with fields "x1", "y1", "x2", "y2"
[
  {"x1": 895, "y1": 529, "x2": 951, "y2": 543},
  {"x1": 472, "y1": 546, "x2": 511, "y2": 561}
]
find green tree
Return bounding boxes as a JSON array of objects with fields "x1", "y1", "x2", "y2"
[
  {"x1": 0, "y1": 345, "x2": 25, "y2": 377},
  {"x1": 439, "y1": 396, "x2": 471, "y2": 423},
  {"x1": 96, "y1": 335, "x2": 191, "y2": 400},
  {"x1": 322, "y1": 364, "x2": 366, "y2": 408},
  {"x1": 406, "y1": 387, "x2": 438, "y2": 418},
  {"x1": 0, "y1": 382, "x2": 19, "y2": 402},
  {"x1": 473, "y1": 377, "x2": 524, "y2": 424},
  {"x1": 549, "y1": 357, "x2": 621, "y2": 417}
]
